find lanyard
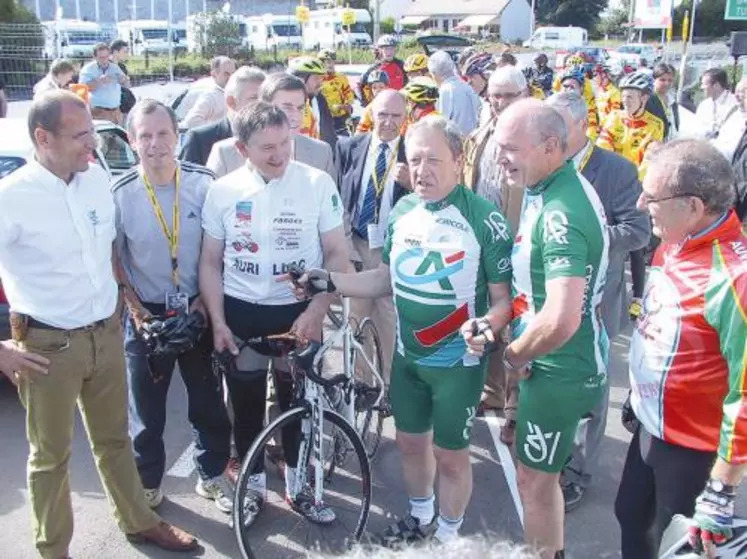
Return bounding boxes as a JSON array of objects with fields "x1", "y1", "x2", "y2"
[
  {"x1": 142, "y1": 166, "x2": 181, "y2": 290},
  {"x1": 372, "y1": 139, "x2": 400, "y2": 221},
  {"x1": 577, "y1": 144, "x2": 594, "y2": 172}
]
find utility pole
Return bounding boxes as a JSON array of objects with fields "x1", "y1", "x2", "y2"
[
  {"x1": 530, "y1": 0, "x2": 536, "y2": 37},
  {"x1": 168, "y1": 0, "x2": 174, "y2": 82},
  {"x1": 373, "y1": 0, "x2": 381, "y2": 44},
  {"x1": 627, "y1": 0, "x2": 635, "y2": 42}
]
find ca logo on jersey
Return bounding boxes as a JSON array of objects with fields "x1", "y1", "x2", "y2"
[
  {"x1": 484, "y1": 211, "x2": 510, "y2": 242},
  {"x1": 394, "y1": 247, "x2": 465, "y2": 295},
  {"x1": 543, "y1": 211, "x2": 569, "y2": 245},
  {"x1": 523, "y1": 421, "x2": 562, "y2": 466}
]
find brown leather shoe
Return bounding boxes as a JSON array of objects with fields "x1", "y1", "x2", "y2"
[{"x1": 126, "y1": 521, "x2": 198, "y2": 552}]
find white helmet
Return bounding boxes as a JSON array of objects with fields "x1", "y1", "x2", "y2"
[{"x1": 376, "y1": 34, "x2": 397, "y2": 47}]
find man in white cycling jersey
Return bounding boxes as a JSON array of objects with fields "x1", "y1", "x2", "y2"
[{"x1": 198, "y1": 101, "x2": 351, "y2": 525}]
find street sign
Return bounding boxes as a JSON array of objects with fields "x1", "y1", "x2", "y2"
[
  {"x1": 341, "y1": 8, "x2": 356, "y2": 26},
  {"x1": 296, "y1": 5, "x2": 310, "y2": 24},
  {"x1": 725, "y1": 0, "x2": 747, "y2": 20}
]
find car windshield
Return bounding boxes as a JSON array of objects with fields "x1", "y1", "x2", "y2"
[
  {"x1": 66, "y1": 31, "x2": 100, "y2": 44},
  {"x1": 619, "y1": 46, "x2": 643, "y2": 54},
  {"x1": 336, "y1": 23, "x2": 367, "y2": 33},
  {"x1": 272, "y1": 24, "x2": 300, "y2": 37},
  {"x1": 0, "y1": 157, "x2": 26, "y2": 179},
  {"x1": 142, "y1": 29, "x2": 168, "y2": 40}
]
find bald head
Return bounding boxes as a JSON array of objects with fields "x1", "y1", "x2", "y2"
[
  {"x1": 499, "y1": 99, "x2": 568, "y2": 152},
  {"x1": 372, "y1": 90, "x2": 407, "y2": 142}
]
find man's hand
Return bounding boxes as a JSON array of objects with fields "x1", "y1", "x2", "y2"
[
  {"x1": 394, "y1": 163, "x2": 411, "y2": 190},
  {"x1": 212, "y1": 322, "x2": 238, "y2": 355},
  {"x1": 505, "y1": 344, "x2": 532, "y2": 381},
  {"x1": 688, "y1": 482, "x2": 736, "y2": 558},
  {"x1": 291, "y1": 307, "x2": 325, "y2": 343},
  {"x1": 190, "y1": 297, "x2": 207, "y2": 321},
  {"x1": 130, "y1": 306, "x2": 152, "y2": 332},
  {"x1": 0, "y1": 340, "x2": 50, "y2": 386},
  {"x1": 461, "y1": 317, "x2": 495, "y2": 358},
  {"x1": 278, "y1": 268, "x2": 336, "y2": 300}
]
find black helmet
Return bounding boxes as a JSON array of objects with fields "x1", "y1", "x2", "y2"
[{"x1": 140, "y1": 310, "x2": 206, "y2": 356}]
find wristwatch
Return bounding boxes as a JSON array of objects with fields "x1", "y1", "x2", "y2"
[{"x1": 708, "y1": 479, "x2": 737, "y2": 495}]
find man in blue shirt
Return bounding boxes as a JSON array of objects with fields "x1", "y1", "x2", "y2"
[
  {"x1": 80, "y1": 42, "x2": 130, "y2": 124},
  {"x1": 428, "y1": 51, "x2": 481, "y2": 137}
]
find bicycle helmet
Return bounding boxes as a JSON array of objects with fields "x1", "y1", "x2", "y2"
[
  {"x1": 619, "y1": 70, "x2": 654, "y2": 93},
  {"x1": 366, "y1": 69, "x2": 390, "y2": 86},
  {"x1": 139, "y1": 310, "x2": 206, "y2": 356},
  {"x1": 287, "y1": 56, "x2": 326, "y2": 75},
  {"x1": 376, "y1": 34, "x2": 397, "y2": 47},
  {"x1": 317, "y1": 48, "x2": 336, "y2": 61},
  {"x1": 560, "y1": 66, "x2": 586, "y2": 87},
  {"x1": 462, "y1": 52, "x2": 495, "y2": 77},
  {"x1": 403, "y1": 53, "x2": 429, "y2": 73},
  {"x1": 402, "y1": 77, "x2": 439, "y2": 105},
  {"x1": 658, "y1": 515, "x2": 747, "y2": 559}
]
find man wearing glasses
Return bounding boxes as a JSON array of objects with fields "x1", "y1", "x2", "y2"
[{"x1": 616, "y1": 140, "x2": 747, "y2": 559}]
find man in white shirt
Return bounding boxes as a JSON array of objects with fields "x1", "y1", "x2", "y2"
[
  {"x1": 0, "y1": 90, "x2": 197, "y2": 559},
  {"x1": 199, "y1": 101, "x2": 350, "y2": 527},
  {"x1": 696, "y1": 68, "x2": 740, "y2": 146},
  {"x1": 33, "y1": 59, "x2": 76, "y2": 100},
  {"x1": 183, "y1": 56, "x2": 236, "y2": 130},
  {"x1": 113, "y1": 99, "x2": 232, "y2": 514},
  {"x1": 428, "y1": 50, "x2": 481, "y2": 137}
]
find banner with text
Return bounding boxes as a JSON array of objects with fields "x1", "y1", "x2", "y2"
[{"x1": 633, "y1": 0, "x2": 674, "y2": 29}]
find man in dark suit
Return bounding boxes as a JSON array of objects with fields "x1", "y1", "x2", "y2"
[
  {"x1": 180, "y1": 66, "x2": 266, "y2": 165},
  {"x1": 335, "y1": 89, "x2": 409, "y2": 383},
  {"x1": 549, "y1": 92, "x2": 651, "y2": 511}
]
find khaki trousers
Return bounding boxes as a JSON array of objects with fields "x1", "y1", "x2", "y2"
[
  {"x1": 350, "y1": 235, "x2": 396, "y2": 384},
  {"x1": 90, "y1": 107, "x2": 122, "y2": 125},
  {"x1": 481, "y1": 339, "x2": 519, "y2": 420},
  {"x1": 18, "y1": 315, "x2": 159, "y2": 559}
]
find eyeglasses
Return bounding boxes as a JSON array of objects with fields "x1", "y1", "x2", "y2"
[
  {"x1": 640, "y1": 192, "x2": 702, "y2": 205},
  {"x1": 489, "y1": 91, "x2": 522, "y2": 101}
]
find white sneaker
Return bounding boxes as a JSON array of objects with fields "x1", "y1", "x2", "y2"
[
  {"x1": 196, "y1": 476, "x2": 233, "y2": 514},
  {"x1": 144, "y1": 487, "x2": 164, "y2": 509}
]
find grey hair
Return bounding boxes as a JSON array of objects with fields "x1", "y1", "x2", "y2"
[
  {"x1": 210, "y1": 55, "x2": 234, "y2": 72},
  {"x1": 406, "y1": 115, "x2": 464, "y2": 160},
  {"x1": 488, "y1": 66, "x2": 527, "y2": 92},
  {"x1": 126, "y1": 98, "x2": 178, "y2": 137},
  {"x1": 546, "y1": 91, "x2": 588, "y2": 124},
  {"x1": 225, "y1": 66, "x2": 266, "y2": 99},
  {"x1": 309, "y1": 535, "x2": 540, "y2": 559},
  {"x1": 28, "y1": 89, "x2": 87, "y2": 146},
  {"x1": 259, "y1": 72, "x2": 307, "y2": 103},
  {"x1": 427, "y1": 50, "x2": 456, "y2": 79},
  {"x1": 646, "y1": 139, "x2": 736, "y2": 215},
  {"x1": 234, "y1": 100, "x2": 289, "y2": 145}
]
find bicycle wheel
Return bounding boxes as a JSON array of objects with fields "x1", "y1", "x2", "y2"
[
  {"x1": 234, "y1": 406, "x2": 372, "y2": 559},
  {"x1": 353, "y1": 317, "x2": 387, "y2": 459}
]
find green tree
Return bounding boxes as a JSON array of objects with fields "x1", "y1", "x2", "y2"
[
  {"x1": 537, "y1": 0, "x2": 609, "y2": 31},
  {"x1": 192, "y1": 11, "x2": 242, "y2": 57},
  {"x1": 596, "y1": 0, "x2": 630, "y2": 38},
  {"x1": 380, "y1": 16, "x2": 395, "y2": 35},
  {"x1": 0, "y1": 0, "x2": 39, "y2": 23},
  {"x1": 673, "y1": 0, "x2": 747, "y2": 38}
]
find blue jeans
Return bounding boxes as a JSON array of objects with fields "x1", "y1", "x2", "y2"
[{"x1": 124, "y1": 309, "x2": 231, "y2": 489}]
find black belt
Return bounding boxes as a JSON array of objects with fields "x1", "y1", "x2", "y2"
[{"x1": 28, "y1": 317, "x2": 108, "y2": 332}]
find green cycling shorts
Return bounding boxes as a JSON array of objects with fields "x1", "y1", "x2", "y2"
[
  {"x1": 515, "y1": 371, "x2": 605, "y2": 473},
  {"x1": 389, "y1": 351, "x2": 487, "y2": 450}
]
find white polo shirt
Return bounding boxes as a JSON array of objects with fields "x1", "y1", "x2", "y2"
[{"x1": 0, "y1": 160, "x2": 118, "y2": 328}]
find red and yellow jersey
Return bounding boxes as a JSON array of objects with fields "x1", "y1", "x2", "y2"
[
  {"x1": 320, "y1": 72, "x2": 354, "y2": 118},
  {"x1": 300, "y1": 99, "x2": 319, "y2": 139},
  {"x1": 553, "y1": 75, "x2": 599, "y2": 140},
  {"x1": 401, "y1": 105, "x2": 439, "y2": 136},
  {"x1": 356, "y1": 105, "x2": 374, "y2": 135},
  {"x1": 595, "y1": 82, "x2": 622, "y2": 121},
  {"x1": 597, "y1": 109, "x2": 665, "y2": 175},
  {"x1": 531, "y1": 84, "x2": 545, "y2": 100},
  {"x1": 630, "y1": 211, "x2": 747, "y2": 461}
]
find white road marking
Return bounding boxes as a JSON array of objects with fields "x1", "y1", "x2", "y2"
[
  {"x1": 483, "y1": 410, "x2": 524, "y2": 527},
  {"x1": 166, "y1": 442, "x2": 196, "y2": 478}
]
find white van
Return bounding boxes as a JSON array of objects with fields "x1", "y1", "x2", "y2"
[
  {"x1": 304, "y1": 8, "x2": 372, "y2": 50},
  {"x1": 42, "y1": 20, "x2": 105, "y2": 59},
  {"x1": 117, "y1": 20, "x2": 185, "y2": 56},
  {"x1": 186, "y1": 13, "x2": 248, "y2": 54},
  {"x1": 244, "y1": 15, "x2": 303, "y2": 51},
  {"x1": 523, "y1": 26, "x2": 587, "y2": 51}
]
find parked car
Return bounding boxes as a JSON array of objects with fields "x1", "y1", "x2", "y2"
[
  {"x1": 555, "y1": 46, "x2": 610, "y2": 73},
  {"x1": 416, "y1": 34, "x2": 474, "y2": 64},
  {"x1": 612, "y1": 43, "x2": 662, "y2": 68}
]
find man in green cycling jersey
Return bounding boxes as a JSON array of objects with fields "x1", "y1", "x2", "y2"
[
  {"x1": 290, "y1": 116, "x2": 513, "y2": 547},
  {"x1": 477, "y1": 99, "x2": 609, "y2": 559}
]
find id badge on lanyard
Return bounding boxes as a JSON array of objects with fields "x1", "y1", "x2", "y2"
[{"x1": 368, "y1": 140, "x2": 399, "y2": 251}]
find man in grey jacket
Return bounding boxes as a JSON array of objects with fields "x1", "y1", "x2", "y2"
[{"x1": 548, "y1": 92, "x2": 651, "y2": 511}]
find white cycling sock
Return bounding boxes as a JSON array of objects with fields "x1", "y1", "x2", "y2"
[
  {"x1": 285, "y1": 466, "x2": 297, "y2": 496},
  {"x1": 409, "y1": 494, "x2": 435, "y2": 525},
  {"x1": 434, "y1": 514, "x2": 463, "y2": 543}
]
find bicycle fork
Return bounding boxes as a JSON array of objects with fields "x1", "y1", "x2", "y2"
[{"x1": 292, "y1": 378, "x2": 326, "y2": 506}]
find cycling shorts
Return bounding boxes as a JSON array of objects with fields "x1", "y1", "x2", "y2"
[
  {"x1": 390, "y1": 351, "x2": 487, "y2": 450},
  {"x1": 515, "y1": 371, "x2": 604, "y2": 473}
]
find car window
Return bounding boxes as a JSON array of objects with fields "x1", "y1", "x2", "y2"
[
  {"x1": 96, "y1": 128, "x2": 138, "y2": 172},
  {"x1": 0, "y1": 156, "x2": 26, "y2": 179},
  {"x1": 171, "y1": 87, "x2": 202, "y2": 122}
]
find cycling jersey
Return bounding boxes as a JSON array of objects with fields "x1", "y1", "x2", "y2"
[
  {"x1": 320, "y1": 72, "x2": 354, "y2": 118},
  {"x1": 400, "y1": 105, "x2": 440, "y2": 136},
  {"x1": 359, "y1": 59, "x2": 407, "y2": 105},
  {"x1": 300, "y1": 99, "x2": 319, "y2": 139},
  {"x1": 530, "y1": 85, "x2": 545, "y2": 100},
  {"x1": 202, "y1": 161, "x2": 343, "y2": 305},
  {"x1": 382, "y1": 186, "x2": 513, "y2": 367},
  {"x1": 630, "y1": 211, "x2": 747, "y2": 462},
  {"x1": 511, "y1": 161, "x2": 610, "y2": 382},
  {"x1": 597, "y1": 109, "x2": 665, "y2": 172},
  {"x1": 355, "y1": 105, "x2": 374, "y2": 134},
  {"x1": 553, "y1": 75, "x2": 599, "y2": 140},
  {"x1": 595, "y1": 82, "x2": 622, "y2": 121}
]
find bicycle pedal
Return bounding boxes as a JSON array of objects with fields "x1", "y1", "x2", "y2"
[{"x1": 354, "y1": 383, "x2": 381, "y2": 412}]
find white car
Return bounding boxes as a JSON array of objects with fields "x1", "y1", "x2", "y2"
[
  {"x1": 613, "y1": 43, "x2": 662, "y2": 68},
  {"x1": 0, "y1": 118, "x2": 138, "y2": 181}
]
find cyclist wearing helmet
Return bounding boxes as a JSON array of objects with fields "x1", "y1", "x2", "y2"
[
  {"x1": 403, "y1": 53, "x2": 429, "y2": 79},
  {"x1": 593, "y1": 63, "x2": 621, "y2": 121},
  {"x1": 358, "y1": 34, "x2": 406, "y2": 105},
  {"x1": 355, "y1": 69, "x2": 391, "y2": 135},
  {"x1": 401, "y1": 77, "x2": 440, "y2": 134},
  {"x1": 529, "y1": 53, "x2": 554, "y2": 96},
  {"x1": 560, "y1": 66, "x2": 600, "y2": 140},
  {"x1": 287, "y1": 55, "x2": 337, "y2": 149},
  {"x1": 461, "y1": 52, "x2": 495, "y2": 98},
  {"x1": 317, "y1": 49, "x2": 355, "y2": 135},
  {"x1": 522, "y1": 67, "x2": 546, "y2": 101}
]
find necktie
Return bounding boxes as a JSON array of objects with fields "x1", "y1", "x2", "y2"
[{"x1": 357, "y1": 142, "x2": 389, "y2": 238}]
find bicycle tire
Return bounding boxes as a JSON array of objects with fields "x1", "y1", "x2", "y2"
[
  {"x1": 234, "y1": 406, "x2": 372, "y2": 559},
  {"x1": 353, "y1": 317, "x2": 386, "y2": 459}
]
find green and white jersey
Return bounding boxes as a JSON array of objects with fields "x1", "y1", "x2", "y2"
[
  {"x1": 511, "y1": 162, "x2": 609, "y2": 383},
  {"x1": 382, "y1": 186, "x2": 513, "y2": 368}
]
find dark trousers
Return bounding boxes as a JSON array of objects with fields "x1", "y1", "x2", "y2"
[
  {"x1": 124, "y1": 307, "x2": 231, "y2": 489},
  {"x1": 615, "y1": 426, "x2": 715, "y2": 559},
  {"x1": 630, "y1": 249, "x2": 647, "y2": 299}
]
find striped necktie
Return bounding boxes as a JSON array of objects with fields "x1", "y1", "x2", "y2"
[{"x1": 357, "y1": 142, "x2": 389, "y2": 238}]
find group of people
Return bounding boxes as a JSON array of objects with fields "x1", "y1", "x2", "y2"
[{"x1": 0, "y1": 35, "x2": 745, "y2": 559}]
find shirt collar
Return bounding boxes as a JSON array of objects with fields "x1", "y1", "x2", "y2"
[
  {"x1": 371, "y1": 135, "x2": 399, "y2": 154},
  {"x1": 571, "y1": 141, "x2": 592, "y2": 168},
  {"x1": 244, "y1": 159, "x2": 292, "y2": 187},
  {"x1": 673, "y1": 210, "x2": 738, "y2": 255},
  {"x1": 27, "y1": 158, "x2": 77, "y2": 188}
]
